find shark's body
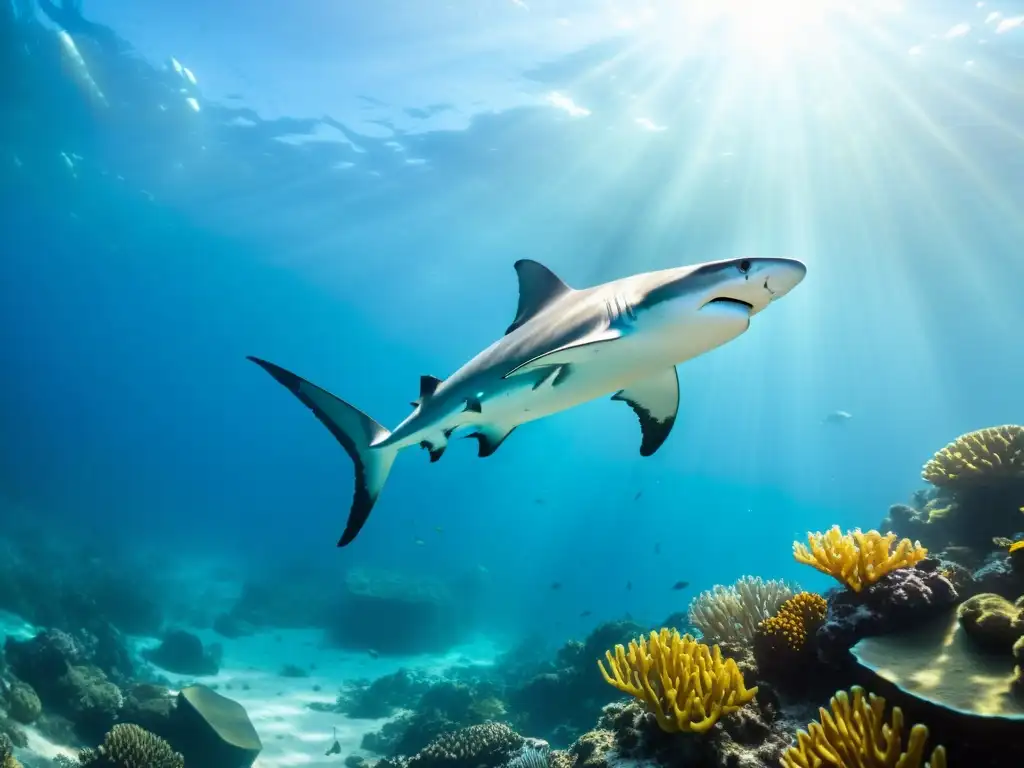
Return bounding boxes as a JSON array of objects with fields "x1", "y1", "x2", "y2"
[{"x1": 250, "y1": 256, "x2": 806, "y2": 546}]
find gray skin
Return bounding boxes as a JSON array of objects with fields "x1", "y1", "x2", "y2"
[
  {"x1": 248, "y1": 255, "x2": 806, "y2": 546},
  {"x1": 380, "y1": 256, "x2": 806, "y2": 452}
]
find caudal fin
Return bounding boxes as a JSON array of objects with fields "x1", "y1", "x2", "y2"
[{"x1": 247, "y1": 356, "x2": 397, "y2": 547}]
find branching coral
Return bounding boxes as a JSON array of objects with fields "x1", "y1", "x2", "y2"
[
  {"x1": 597, "y1": 628, "x2": 757, "y2": 734},
  {"x1": 793, "y1": 527, "x2": 927, "y2": 592},
  {"x1": 781, "y1": 686, "x2": 946, "y2": 768},
  {"x1": 922, "y1": 425, "x2": 1024, "y2": 488},
  {"x1": 688, "y1": 576, "x2": 798, "y2": 644},
  {"x1": 75, "y1": 724, "x2": 183, "y2": 768}
]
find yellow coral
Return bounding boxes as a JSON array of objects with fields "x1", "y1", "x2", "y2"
[
  {"x1": 597, "y1": 628, "x2": 757, "y2": 734},
  {"x1": 793, "y1": 527, "x2": 927, "y2": 593},
  {"x1": 757, "y1": 592, "x2": 827, "y2": 651},
  {"x1": 922, "y1": 425, "x2": 1024, "y2": 487},
  {"x1": 781, "y1": 686, "x2": 946, "y2": 768}
]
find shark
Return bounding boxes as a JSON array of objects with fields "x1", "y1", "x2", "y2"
[{"x1": 248, "y1": 255, "x2": 806, "y2": 546}]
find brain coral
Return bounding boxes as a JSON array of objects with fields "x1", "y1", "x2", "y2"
[{"x1": 923, "y1": 425, "x2": 1024, "y2": 488}]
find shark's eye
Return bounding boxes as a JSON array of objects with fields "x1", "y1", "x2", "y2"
[{"x1": 738, "y1": 259, "x2": 751, "y2": 274}]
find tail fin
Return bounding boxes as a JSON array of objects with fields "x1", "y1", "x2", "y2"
[{"x1": 247, "y1": 356, "x2": 397, "y2": 547}]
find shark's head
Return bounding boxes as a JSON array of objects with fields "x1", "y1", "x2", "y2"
[
  {"x1": 629, "y1": 257, "x2": 806, "y2": 352},
  {"x1": 693, "y1": 256, "x2": 806, "y2": 316}
]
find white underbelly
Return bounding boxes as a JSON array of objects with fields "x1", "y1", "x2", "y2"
[{"x1": 485, "y1": 316, "x2": 746, "y2": 427}]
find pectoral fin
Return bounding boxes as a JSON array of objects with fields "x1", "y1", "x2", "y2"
[
  {"x1": 466, "y1": 423, "x2": 517, "y2": 457},
  {"x1": 504, "y1": 328, "x2": 622, "y2": 378},
  {"x1": 612, "y1": 368, "x2": 680, "y2": 457}
]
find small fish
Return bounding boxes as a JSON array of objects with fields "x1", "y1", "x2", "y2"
[
  {"x1": 534, "y1": 498, "x2": 545, "y2": 505},
  {"x1": 634, "y1": 491, "x2": 643, "y2": 501},
  {"x1": 993, "y1": 536, "x2": 1013, "y2": 548},
  {"x1": 414, "y1": 538, "x2": 426, "y2": 546},
  {"x1": 478, "y1": 564, "x2": 489, "y2": 574},
  {"x1": 822, "y1": 410, "x2": 853, "y2": 425},
  {"x1": 367, "y1": 649, "x2": 379, "y2": 659},
  {"x1": 580, "y1": 610, "x2": 592, "y2": 617},
  {"x1": 550, "y1": 582, "x2": 562, "y2": 590},
  {"x1": 672, "y1": 581, "x2": 690, "y2": 591},
  {"x1": 626, "y1": 581, "x2": 632, "y2": 591},
  {"x1": 325, "y1": 727, "x2": 342, "y2": 756},
  {"x1": 434, "y1": 525, "x2": 443, "y2": 534},
  {"x1": 654, "y1": 543, "x2": 661, "y2": 555}
]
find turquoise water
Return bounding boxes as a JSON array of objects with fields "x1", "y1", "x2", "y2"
[{"x1": 1, "y1": 1, "x2": 1023, "y2": 765}]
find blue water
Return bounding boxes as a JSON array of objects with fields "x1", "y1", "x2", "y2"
[{"x1": 2, "y1": 0, "x2": 1023, "y2": 652}]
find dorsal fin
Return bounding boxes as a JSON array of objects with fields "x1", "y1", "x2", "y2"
[
  {"x1": 505, "y1": 259, "x2": 572, "y2": 335},
  {"x1": 420, "y1": 375, "x2": 441, "y2": 399}
]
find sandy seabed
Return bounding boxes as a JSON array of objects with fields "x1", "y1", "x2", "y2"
[{"x1": 1, "y1": 612, "x2": 500, "y2": 768}]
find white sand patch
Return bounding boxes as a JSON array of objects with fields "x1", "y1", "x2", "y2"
[
  {"x1": 2, "y1": 612, "x2": 500, "y2": 768},
  {"x1": 129, "y1": 627, "x2": 501, "y2": 768}
]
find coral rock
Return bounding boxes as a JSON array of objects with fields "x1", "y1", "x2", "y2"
[
  {"x1": 957, "y1": 593, "x2": 1024, "y2": 653},
  {"x1": 5, "y1": 682, "x2": 41, "y2": 725},
  {"x1": 815, "y1": 564, "x2": 957, "y2": 662},
  {"x1": 170, "y1": 685, "x2": 262, "y2": 768},
  {"x1": 142, "y1": 630, "x2": 220, "y2": 676}
]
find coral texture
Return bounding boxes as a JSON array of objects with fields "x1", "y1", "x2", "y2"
[
  {"x1": 597, "y1": 628, "x2": 757, "y2": 733},
  {"x1": 75, "y1": 723, "x2": 184, "y2": 768},
  {"x1": 780, "y1": 686, "x2": 946, "y2": 768},
  {"x1": 406, "y1": 722, "x2": 524, "y2": 768},
  {"x1": 815, "y1": 563, "x2": 958, "y2": 661},
  {"x1": 688, "y1": 576, "x2": 798, "y2": 644},
  {"x1": 922, "y1": 425, "x2": 1024, "y2": 487},
  {"x1": 752, "y1": 593, "x2": 828, "y2": 688},
  {"x1": 793, "y1": 527, "x2": 928, "y2": 592}
]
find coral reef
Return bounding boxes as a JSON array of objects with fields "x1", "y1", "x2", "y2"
[
  {"x1": 0, "y1": 733, "x2": 22, "y2": 768},
  {"x1": 922, "y1": 425, "x2": 1024, "y2": 487},
  {"x1": 4, "y1": 630, "x2": 124, "y2": 742},
  {"x1": 0, "y1": 540, "x2": 165, "y2": 640},
  {"x1": 504, "y1": 620, "x2": 645, "y2": 745},
  {"x1": 598, "y1": 628, "x2": 757, "y2": 733},
  {"x1": 793, "y1": 527, "x2": 928, "y2": 592},
  {"x1": 4, "y1": 682, "x2": 41, "y2": 725},
  {"x1": 401, "y1": 722, "x2": 525, "y2": 768},
  {"x1": 780, "y1": 686, "x2": 946, "y2": 768},
  {"x1": 70, "y1": 723, "x2": 184, "y2": 768},
  {"x1": 815, "y1": 561, "x2": 958, "y2": 662},
  {"x1": 561, "y1": 695, "x2": 798, "y2": 768},
  {"x1": 956, "y1": 592, "x2": 1024, "y2": 653},
  {"x1": 334, "y1": 669, "x2": 435, "y2": 720},
  {"x1": 688, "y1": 577, "x2": 798, "y2": 644},
  {"x1": 752, "y1": 592, "x2": 828, "y2": 691},
  {"x1": 888, "y1": 426, "x2": 1024, "y2": 552}
]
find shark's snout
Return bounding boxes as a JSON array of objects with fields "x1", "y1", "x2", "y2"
[
  {"x1": 761, "y1": 258, "x2": 806, "y2": 301},
  {"x1": 701, "y1": 257, "x2": 806, "y2": 316}
]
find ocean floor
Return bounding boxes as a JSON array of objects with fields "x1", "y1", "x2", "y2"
[{"x1": 1, "y1": 612, "x2": 501, "y2": 768}]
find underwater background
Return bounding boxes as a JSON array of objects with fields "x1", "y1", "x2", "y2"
[{"x1": 1, "y1": 0, "x2": 1024, "y2": 766}]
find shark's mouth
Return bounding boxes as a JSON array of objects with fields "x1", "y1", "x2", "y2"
[{"x1": 704, "y1": 297, "x2": 754, "y2": 311}]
